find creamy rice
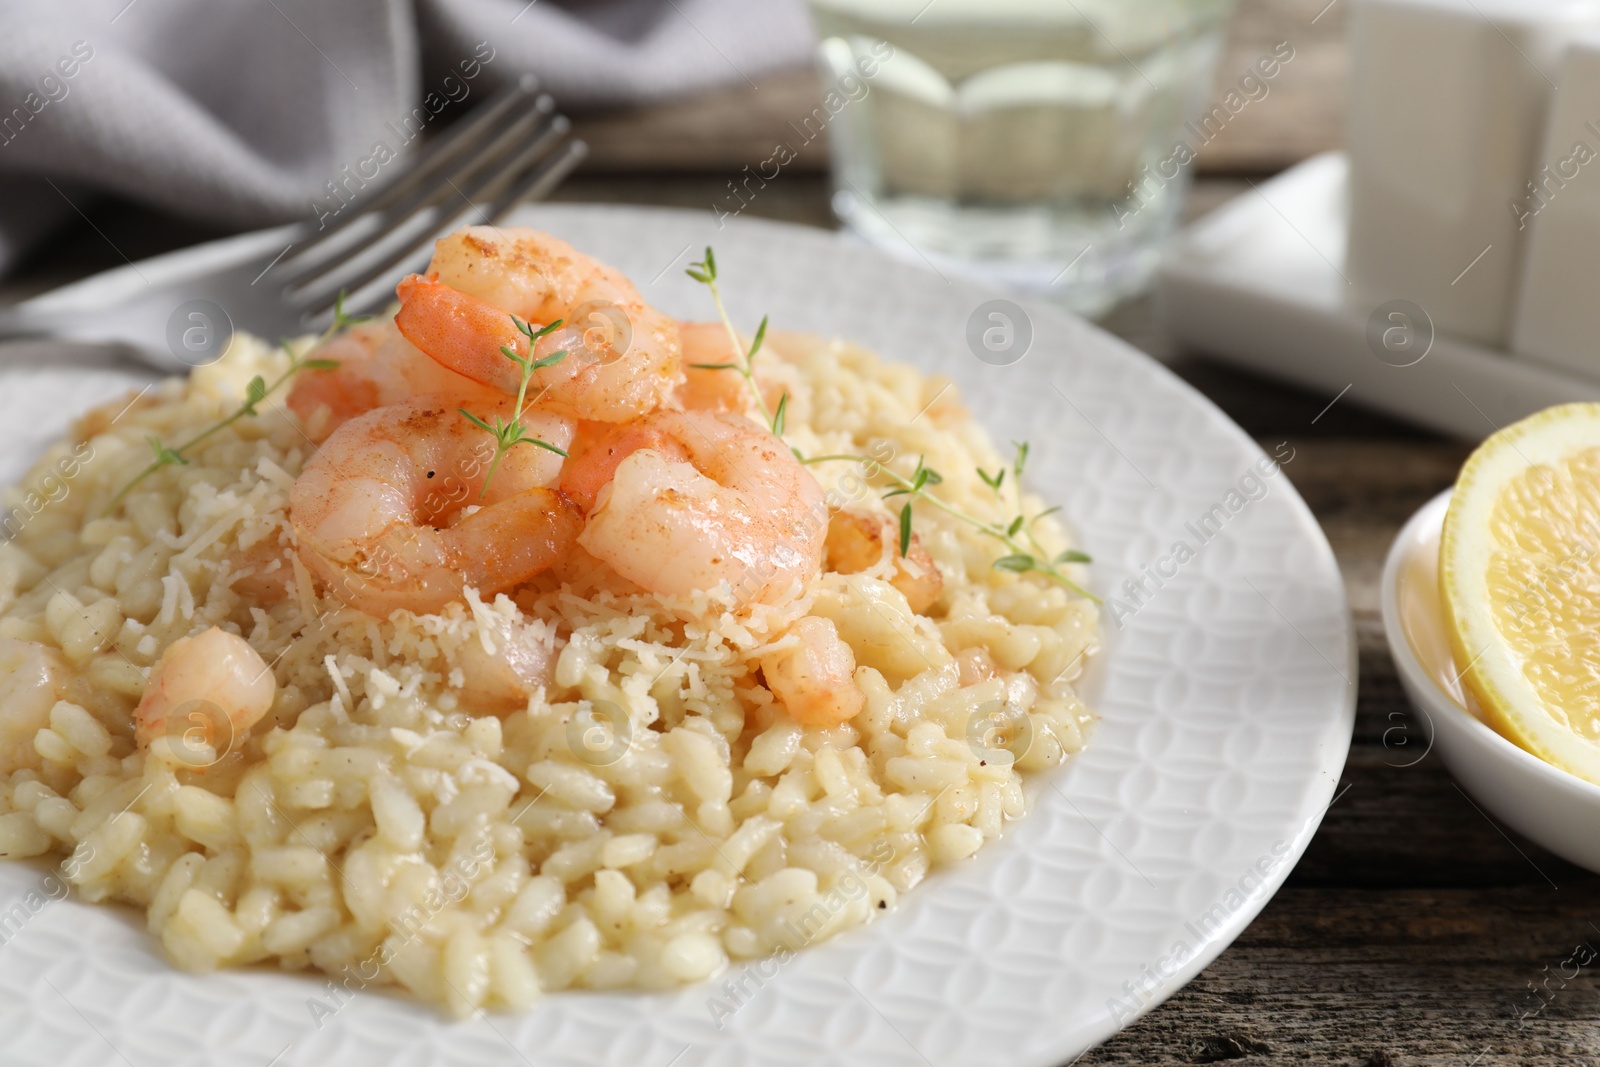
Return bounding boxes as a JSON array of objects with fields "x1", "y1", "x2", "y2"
[{"x1": 0, "y1": 328, "x2": 1097, "y2": 1016}]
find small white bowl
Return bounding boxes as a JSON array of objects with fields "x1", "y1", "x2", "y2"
[{"x1": 1381, "y1": 489, "x2": 1600, "y2": 873}]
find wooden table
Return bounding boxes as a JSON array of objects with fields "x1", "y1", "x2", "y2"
[{"x1": 10, "y1": 3, "x2": 1596, "y2": 1060}]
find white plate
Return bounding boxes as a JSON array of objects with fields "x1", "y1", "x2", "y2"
[
  {"x1": 1158, "y1": 153, "x2": 1600, "y2": 440},
  {"x1": 0, "y1": 205, "x2": 1354, "y2": 1067}
]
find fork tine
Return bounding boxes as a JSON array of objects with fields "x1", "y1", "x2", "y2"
[
  {"x1": 317, "y1": 137, "x2": 588, "y2": 323},
  {"x1": 274, "y1": 75, "x2": 542, "y2": 277},
  {"x1": 286, "y1": 107, "x2": 564, "y2": 310},
  {"x1": 485, "y1": 139, "x2": 587, "y2": 224},
  {"x1": 289, "y1": 108, "x2": 572, "y2": 312},
  {"x1": 275, "y1": 97, "x2": 556, "y2": 293},
  {"x1": 340, "y1": 134, "x2": 592, "y2": 316},
  {"x1": 335, "y1": 74, "x2": 542, "y2": 221}
]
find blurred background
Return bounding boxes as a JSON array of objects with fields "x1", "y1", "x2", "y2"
[{"x1": 0, "y1": 0, "x2": 1338, "y2": 324}]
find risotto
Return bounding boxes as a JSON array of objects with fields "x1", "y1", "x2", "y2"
[{"x1": 0, "y1": 232, "x2": 1097, "y2": 1017}]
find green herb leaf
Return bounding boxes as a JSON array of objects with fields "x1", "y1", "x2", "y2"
[
  {"x1": 1033, "y1": 505, "x2": 1063, "y2": 522},
  {"x1": 331, "y1": 290, "x2": 369, "y2": 330},
  {"x1": 460, "y1": 317, "x2": 582, "y2": 496},
  {"x1": 977, "y1": 467, "x2": 1005, "y2": 491},
  {"x1": 882, "y1": 487, "x2": 910, "y2": 499},
  {"x1": 1055, "y1": 549, "x2": 1092, "y2": 564},
  {"x1": 749, "y1": 315, "x2": 768, "y2": 361},
  {"x1": 243, "y1": 375, "x2": 267, "y2": 412},
  {"x1": 1007, "y1": 515, "x2": 1025, "y2": 537},
  {"x1": 898, "y1": 502, "x2": 913, "y2": 557},
  {"x1": 772, "y1": 391, "x2": 788, "y2": 437},
  {"x1": 146, "y1": 435, "x2": 187, "y2": 467},
  {"x1": 299, "y1": 359, "x2": 341, "y2": 371},
  {"x1": 329, "y1": 292, "x2": 369, "y2": 329},
  {"x1": 686, "y1": 247, "x2": 717, "y2": 285},
  {"x1": 458, "y1": 409, "x2": 497, "y2": 435},
  {"x1": 511, "y1": 314, "x2": 565, "y2": 345},
  {"x1": 513, "y1": 437, "x2": 569, "y2": 457},
  {"x1": 1012, "y1": 440, "x2": 1030, "y2": 478},
  {"x1": 512, "y1": 315, "x2": 556, "y2": 340},
  {"x1": 685, "y1": 244, "x2": 785, "y2": 434},
  {"x1": 993, "y1": 554, "x2": 1036, "y2": 573}
]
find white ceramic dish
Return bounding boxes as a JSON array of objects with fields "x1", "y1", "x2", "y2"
[
  {"x1": 1159, "y1": 153, "x2": 1600, "y2": 440},
  {"x1": 1381, "y1": 489, "x2": 1600, "y2": 875},
  {"x1": 0, "y1": 205, "x2": 1355, "y2": 1067}
]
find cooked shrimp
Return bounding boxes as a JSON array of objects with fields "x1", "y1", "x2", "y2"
[
  {"x1": 223, "y1": 534, "x2": 297, "y2": 603},
  {"x1": 134, "y1": 627, "x2": 276, "y2": 753},
  {"x1": 393, "y1": 227, "x2": 682, "y2": 423},
  {"x1": 674, "y1": 322, "x2": 793, "y2": 415},
  {"x1": 759, "y1": 616, "x2": 864, "y2": 726},
  {"x1": 290, "y1": 394, "x2": 582, "y2": 617},
  {"x1": 456, "y1": 611, "x2": 560, "y2": 714},
  {"x1": 825, "y1": 508, "x2": 943, "y2": 615},
  {"x1": 286, "y1": 320, "x2": 503, "y2": 438},
  {"x1": 0, "y1": 639, "x2": 68, "y2": 774},
  {"x1": 558, "y1": 410, "x2": 826, "y2": 604},
  {"x1": 563, "y1": 418, "x2": 623, "y2": 469}
]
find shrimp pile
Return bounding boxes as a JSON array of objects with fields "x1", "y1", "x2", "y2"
[
  {"x1": 0, "y1": 225, "x2": 1098, "y2": 1016},
  {"x1": 286, "y1": 226, "x2": 854, "y2": 720}
]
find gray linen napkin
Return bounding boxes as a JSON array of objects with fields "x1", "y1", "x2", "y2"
[{"x1": 0, "y1": 0, "x2": 813, "y2": 272}]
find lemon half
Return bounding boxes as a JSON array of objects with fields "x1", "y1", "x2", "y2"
[{"x1": 1440, "y1": 402, "x2": 1600, "y2": 784}]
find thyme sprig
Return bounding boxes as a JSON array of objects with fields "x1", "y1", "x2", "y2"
[
  {"x1": 105, "y1": 293, "x2": 363, "y2": 514},
  {"x1": 684, "y1": 245, "x2": 1094, "y2": 601},
  {"x1": 458, "y1": 314, "x2": 571, "y2": 498},
  {"x1": 684, "y1": 247, "x2": 786, "y2": 436},
  {"x1": 803, "y1": 441, "x2": 1097, "y2": 601}
]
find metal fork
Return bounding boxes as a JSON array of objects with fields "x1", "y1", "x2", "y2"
[{"x1": 0, "y1": 75, "x2": 586, "y2": 372}]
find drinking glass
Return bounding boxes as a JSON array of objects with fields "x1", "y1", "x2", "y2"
[{"x1": 806, "y1": 0, "x2": 1238, "y2": 316}]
